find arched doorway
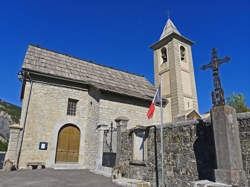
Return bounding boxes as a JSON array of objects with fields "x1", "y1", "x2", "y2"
[{"x1": 56, "y1": 124, "x2": 80, "y2": 163}]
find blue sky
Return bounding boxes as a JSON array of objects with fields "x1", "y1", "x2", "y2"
[{"x1": 0, "y1": 0, "x2": 249, "y2": 114}]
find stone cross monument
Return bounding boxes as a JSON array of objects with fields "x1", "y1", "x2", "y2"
[
  {"x1": 201, "y1": 48, "x2": 248, "y2": 186},
  {"x1": 201, "y1": 48, "x2": 230, "y2": 106}
]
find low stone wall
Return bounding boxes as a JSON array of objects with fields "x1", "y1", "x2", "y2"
[
  {"x1": 119, "y1": 119, "x2": 215, "y2": 186},
  {"x1": 237, "y1": 112, "x2": 250, "y2": 186},
  {"x1": 118, "y1": 112, "x2": 250, "y2": 187}
]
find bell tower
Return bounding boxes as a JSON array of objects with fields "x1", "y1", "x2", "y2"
[{"x1": 150, "y1": 18, "x2": 198, "y2": 121}]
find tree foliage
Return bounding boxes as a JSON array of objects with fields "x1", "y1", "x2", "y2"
[
  {"x1": 0, "y1": 141, "x2": 8, "y2": 152},
  {"x1": 226, "y1": 93, "x2": 250, "y2": 113}
]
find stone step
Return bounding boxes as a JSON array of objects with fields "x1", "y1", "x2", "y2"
[
  {"x1": 112, "y1": 178, "x2": 150, "y2": 187},
  {"x1": 191, "y1": 180, "x2": 232, "y2": 187},
  {"x1": 91, "y1": 166, "x2": 112, "y2": 177},
  {"x1": 54, "y1": 163, "x2": 82, "y2": 170}
]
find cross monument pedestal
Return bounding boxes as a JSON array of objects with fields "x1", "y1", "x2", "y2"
[{"x1": 211, "y1": 105, "x2": 248, "y2": 186}]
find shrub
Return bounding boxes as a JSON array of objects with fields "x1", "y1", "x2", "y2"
[{"x1": 0, "y1": 141, "x2": 8, "y2": 152}]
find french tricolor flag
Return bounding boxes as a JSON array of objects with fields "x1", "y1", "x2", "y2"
[{"x1": 147, "y1": 85, "x2": 161, "y2": 119}]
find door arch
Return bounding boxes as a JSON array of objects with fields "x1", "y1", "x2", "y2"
[{"x1": 55, "y1": 124, "x2": 80, "y2": 163}]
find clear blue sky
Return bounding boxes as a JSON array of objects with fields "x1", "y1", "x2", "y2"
[{"x1": 0, "y1": 0, "x2": 249, "y2": 114}]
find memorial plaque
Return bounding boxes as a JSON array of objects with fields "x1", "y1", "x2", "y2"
[{"x1": 39, "y1": 142, "x2": 48, "y2": 150}]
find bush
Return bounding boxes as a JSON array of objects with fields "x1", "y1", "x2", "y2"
[
  {"x1": 0, "y1": 141, "x2": 8, "y2": 152},
  {"x1": 226, "y1": 93, "x2": 250, "y2": 113}
]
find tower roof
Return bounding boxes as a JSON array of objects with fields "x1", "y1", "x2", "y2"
[
  {"x1": 160, "y1": 18, "x2": 181, "y2": 40},
  {"x1": 151, "y1": 18, "x2": 194, "y2": 50}
]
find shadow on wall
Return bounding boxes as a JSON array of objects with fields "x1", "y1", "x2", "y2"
[{"x1": 193, "y1": 120, "x2": 217, "y2": 181}]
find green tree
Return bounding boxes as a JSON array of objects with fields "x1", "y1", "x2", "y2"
[
  {"x1": 226, "y1": 93, "x2": 250, "y2": 113},
  {"x1": 0, "y1": 141, "x2": 8, "y2": 152}
]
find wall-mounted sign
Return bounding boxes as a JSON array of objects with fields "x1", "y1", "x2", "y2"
[{"x1": 39, "y1": 142, "x2": 48, "y2": 150}]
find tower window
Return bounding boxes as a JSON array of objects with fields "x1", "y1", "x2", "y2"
[
  {"x1": 67, "y1": 98, "x2": 78, "y2": 116},
  {"x1": 161, "y1": 47, "x2": 167, "y2": 63},
  {"x1": 180, "y1": 46, "x2": 185, "y2": 61}
]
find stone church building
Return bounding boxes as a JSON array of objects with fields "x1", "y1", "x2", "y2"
[{"x1": 6, "y1": 18, "x2": 199, "y2": 170}]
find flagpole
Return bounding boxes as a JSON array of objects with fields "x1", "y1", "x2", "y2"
[{"x1": 160, "y1": 74, "x2": 165, "y2": 186}]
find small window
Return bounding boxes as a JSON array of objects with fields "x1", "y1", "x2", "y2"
[
  {"x1": 133, "y1": 131, "x2": 147, "y2": 162},
  {"x1": 180, "y1": 46, "x2": 185, "y2": 61},
  {"x1": 67, "y1": 98, "x2": 78, "y2": 116},
  {"x1": 161, "y1": 47, "x2": 167, "y2": 63}
]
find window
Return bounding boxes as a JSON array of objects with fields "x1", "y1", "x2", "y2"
[
  {"x1": 180, "y1": 46, "x2": 185, "y2": 61},
  {"x1": 161, "y1": 47, "x2": 167, "y2": 63},
  {"x1": 133, "y1": 131, "x2": 147, "y2": 162},
  {"x1": 67, "y1": 98, "x2": 78, "y2": 116}
]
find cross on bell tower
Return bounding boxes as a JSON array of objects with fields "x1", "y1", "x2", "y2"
[{"x1": 201, "y1": 48, "x2": 231, "y2": 106}]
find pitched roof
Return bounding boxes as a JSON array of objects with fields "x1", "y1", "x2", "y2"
[
  {"x1": 22, "y1": 45, "x2": 156, "y2": 101},
  {"x1": 160, "y1": 18, "x2": 181, "y2": 40}
]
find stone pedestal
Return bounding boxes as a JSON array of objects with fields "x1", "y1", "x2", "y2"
[
  {"x1": 115, "y1": 116, "x2": 129, "y2": 165},
  {"x1": 95, "y1": 123, "x2": 108, "y2": 171},
  {"x1": 4, "y1": 124, "x2": 22, "y2": 167},
  {"x1": 211, "y1": 106, "x2": 248, "y2": 186}
]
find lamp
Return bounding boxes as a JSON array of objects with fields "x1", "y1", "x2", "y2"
[{"x1": 18, "y1": 71, "x2": 24, "y2": 81}]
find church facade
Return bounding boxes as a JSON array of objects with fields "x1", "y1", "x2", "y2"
[{"x1": 7, "y1": 18, "x2": 199, "y2": 170}]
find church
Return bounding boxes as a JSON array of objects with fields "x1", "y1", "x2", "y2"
[{"x1": 6, "y1": 18, "x2": 199, "y2": 170}]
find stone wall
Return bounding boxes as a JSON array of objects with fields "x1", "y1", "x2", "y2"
[
  {"x1": 99, "y1": 92, "x2": 170, "y2": 129},
  {"x1": 119, "y1": 120, "x2": 208, "y2": 186},
  {"x1": 119, "y1": 113, "x2": 250, "y2": 187},
  {"x1": 85, "y1": 86, "x2": 100, "y2": 169},
  {"x1": 17, "y1": 76, "x2": 165, "y2": 170},
  {"x1": 237, "y1": 112, "x2": 250, "y2": 186},
  {"x1": 5, "y1": 125, "x2": 22, "y2": 165},
  {"x1": 18, "y1": 81, "x2": 89, "y2": 169}
]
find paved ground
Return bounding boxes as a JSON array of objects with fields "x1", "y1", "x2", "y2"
[{"x1": 0, "y1": 169, "x2": 120, "y2": 187}]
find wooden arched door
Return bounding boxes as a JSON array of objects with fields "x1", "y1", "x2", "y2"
[{"x1": 56, "y1": 124, "x2": 80, "y2": 163}]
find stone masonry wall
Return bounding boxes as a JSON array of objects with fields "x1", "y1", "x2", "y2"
[
  {"x1": 120, "y1": 120, "x2": 214, "y2": 186},
  {"x1": 19, "y1": 81, "x2": 89, "y2": 168},
  {"x1": 119, "y1": 113, "x2": 250, "y2": 187},
  {"x1": 99, "y1": 92, "x2": 170, "y2": 130},
  {"x1": 85, "y1": 86, "x2": 100, "y2": 169},
  {"x1": 237, "y1": 112, "x2": 250, "y2": 186}
]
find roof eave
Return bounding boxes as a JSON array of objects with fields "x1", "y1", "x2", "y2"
[
  {"x1": 21, "y1": 68, "x2": 154, "y2": 102},
  {"x1": 150, "y1": 32, "x2": 194, "y2": 50}
]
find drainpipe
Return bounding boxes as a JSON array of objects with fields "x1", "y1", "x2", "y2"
[{"x1": 16, "y1": 72, "x2": 33, "y2": 169}]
